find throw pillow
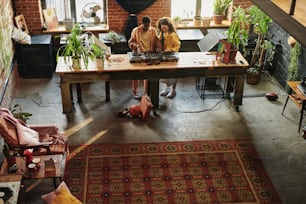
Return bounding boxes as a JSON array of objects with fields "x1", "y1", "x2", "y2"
[
  {"x1": 11, "y1": 26, "x2": 31, "y2": 45},
  {"x1": 49, "y1": 187, "x2": 82, "y2": 204},
  {"x1": 41, "y1": 181, "x2": 82, "y2": 204},
  {"x1": 16, "y1": 123, "x2": 40, "y2": 146}
]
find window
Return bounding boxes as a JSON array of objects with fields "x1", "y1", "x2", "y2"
[
  {"x1": 171, "y1": 0, "x2": 214, "y2": 19},
  {"x1": 42, "y1": 0, "x2": 106, "y2": 24}
]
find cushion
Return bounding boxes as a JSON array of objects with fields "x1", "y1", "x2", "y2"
[
  {"x1": 41, "y1": 181, "x2": 82, "y2": 204},
  {"x1": 0, "y1": 117, "x2": 19, "y2": 146},
  {"x1": 17, "y1": 123, "x2": 40, "y2": 146},
  {"x1": 11, "y1": 26, "x2": 31, "y2": 45}
]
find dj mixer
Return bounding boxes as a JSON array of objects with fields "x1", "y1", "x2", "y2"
[{"x1": 128, "y1": 52, "x2": 179, "y2": 65}]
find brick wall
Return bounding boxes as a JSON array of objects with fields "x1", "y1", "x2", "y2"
[
  {"x1": 107, "y1": 0, "x2": 170, "y2": 33},
  {"x1": 14, "y1": 0, "x2": 252, "y2": 34},
  {"x1": 0, "y1": 0, "x2": 16, "y2": 107},
  {"x1": 267, "y1": 23, "x2": 306, "y2": 87},
  {"x1": 14, "y1": 0, "x2": 43, "y2": 34}
]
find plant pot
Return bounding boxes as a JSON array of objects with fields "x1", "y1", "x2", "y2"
[
  {"x1": 246, "y1": 73, "x2": 260, "y2": 85},
  {"x1": 96, "y1": 58, "x2": 104, "y2": 69},
  {"x1": 63, "y1": 18, "x2": 75, "y2": 30},
  {"x1": 72, "y1": 57, "x2": 81, "y2": 69},
  {"x1": 213, "y1": 15, "x2": 225, "y2": 24},
  {"x1": 193, "y1": 16, "x2": 202, "y2": 26},
  {"x1": 202, "y1": 17, "x2": 211, "y2": 26}
]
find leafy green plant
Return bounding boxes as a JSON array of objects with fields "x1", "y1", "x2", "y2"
[
  {"x1": 213, "y1": 0, "x2": 232, "y2": 15},
  {"x1": 90, "y1": 43, "x2": 106, "y2": 60},
  {"x1": 9, "y1": 104, "x2": 32, "y2": 123},
  {"x1": 287, "y1": 42, "x2": 301, "y2": 81},
  {"x1": 173, "y1": 16, "x2": 181, "y2": 23},
  {"x1": 56, "y1": 23, "x2": 91, "y2": 69},
  {"x1": 226, "y1": 7, "x2": 249, "y2": 50},
  {"x1": 105, "y1": 31, "x2": 121, "y2": 45}
]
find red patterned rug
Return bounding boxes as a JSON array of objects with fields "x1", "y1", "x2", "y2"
[{"x1": 64, "y1": 140, "x2": 281, "y2": 204}]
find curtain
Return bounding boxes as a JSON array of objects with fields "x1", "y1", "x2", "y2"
[{"x1": 115, "y1": 0, "x2": 156, "y2": 42}]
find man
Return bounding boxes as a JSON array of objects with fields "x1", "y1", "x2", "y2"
[{"x1": 128, "y1": 16, "x2": 161, "y2": 99}]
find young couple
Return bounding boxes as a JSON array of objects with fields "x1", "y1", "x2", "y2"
[{"x1": 128, "y1": 16, "x2": 181, "y2": 99}]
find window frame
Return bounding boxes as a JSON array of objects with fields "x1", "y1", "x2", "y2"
[
  {"x1": 41, "y1": 0, "x2": 107, "y2": 24},
  {"x1": 171, "y1": 0, "x2": 225, "y2": 20}
]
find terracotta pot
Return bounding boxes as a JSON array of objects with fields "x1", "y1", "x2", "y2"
[
  {"x1": 246, "y1": 73, "x2": 260, "y2": 85},
  {"x1": 96, "y1": 58, "x2": 104, "y2": 69},
  {"x1": 213, "y1": 15, "x2": 225, "y2": 24}
]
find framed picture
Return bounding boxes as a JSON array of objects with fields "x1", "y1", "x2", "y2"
[
  {"x1": 14, "y1": 14, "x2": 29, "y2": 34},
  {"x1": 43, "y1": 8, "x2": 59, "y2": 30}
]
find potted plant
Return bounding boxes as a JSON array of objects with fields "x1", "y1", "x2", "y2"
[
  {"x1": 213, "y1": 0, "x2": 232, "y2": 24},
  {"x1": 105, "y1": 31, "x2": 121, "y2": 45},
  {"x1": 287, "y1": 37, "x2": 301, "y2": 81},
  {"x1": 226, "y1": 6, "x2": 249, "y2": 63},
  {"x1": 9, "y1": 104, "x2": 32, "y2": 123},
  {"x1": 173, "y1": 16, "x2": 181, "y2": 27},
  {"x1": 56, "y1": 23, "x2": 91, "y2": 69},
  {"x1": 246, "y1": 5, "x2": 272, "y2": 84},
  {"x1": 90, "y1": 42, "x2": 106, "y2": 68}
]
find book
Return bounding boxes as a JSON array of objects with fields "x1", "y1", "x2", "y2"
[
  {"x1": 44, "y1": 159, "x2": 55, "y2": 174},
  {"x1": 216, "y1": 40, "x2": 231, "y2": 64}
]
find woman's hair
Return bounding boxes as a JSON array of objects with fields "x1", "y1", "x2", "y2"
[{"x1": 156, "y1": 17, "x2": 176, "y2": 33}]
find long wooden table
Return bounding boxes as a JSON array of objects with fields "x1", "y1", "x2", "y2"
[{"x1": 56, "y1": 52, "x2": 249, "y2": 113}]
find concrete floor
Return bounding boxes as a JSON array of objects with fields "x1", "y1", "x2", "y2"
[{"x1": 11, "y1": 72, "x2": 306, "y2": 204}]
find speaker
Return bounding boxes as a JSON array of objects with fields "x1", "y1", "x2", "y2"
[
  {"x1": 17, "y1": 34, "x2": 54, "y2": 78},
  {"x1": 197, "y1": 29, "x2": 228, "y2": 52}
]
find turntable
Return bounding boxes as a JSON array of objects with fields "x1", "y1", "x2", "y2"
[
  {"x1": 127, "y1": 52, "x2": 144, "y2": 63},
  {"x1": 127, "y1": 51, "x2": 179, "y2": 63}
]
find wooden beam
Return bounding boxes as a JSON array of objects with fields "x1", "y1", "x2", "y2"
[{"x1": 251, "y1": 0, "x2": 306, "y2": 47}]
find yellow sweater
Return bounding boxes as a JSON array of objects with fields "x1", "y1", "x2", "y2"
[{"x1": 158, "y1": 32, "x2": 181, "y2": 52}]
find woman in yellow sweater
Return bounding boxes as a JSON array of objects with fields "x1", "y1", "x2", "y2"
[{"x1": 156, "y1": 17, "x2": 181, "y2": 98}]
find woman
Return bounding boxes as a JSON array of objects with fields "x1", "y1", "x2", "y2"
[{"x1": 156, "y1": 17, "x2": 181, "y2": 98}]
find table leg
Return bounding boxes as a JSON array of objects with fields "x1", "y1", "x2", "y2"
[
  {"x1": 61, "y1": 81, "x2": 72, "y2": 113},
  {"x1": 105, "y1": 81, "x2": 110, "y2": 102},
  {"x1": 76, "y1": 83, "x2": 82, "y2": 103},
  {"x1": 233, "y1": 75, "x2": 244, "y2": 107},
  {"x1": 148, "y1": 79, "x2": 159, "y2": 108},
  {"x1": 299, "y1": 100, "x2": 306, "y2": 132}
]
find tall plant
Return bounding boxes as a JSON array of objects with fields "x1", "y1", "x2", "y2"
[
  {"x1": 226, "y1": 7, "x2": 249, "y2": 50},
  {"x1": 287, "y1": 42, "x2": 301, "y2": 81},
  {"x1": 248, "y1": 6, "x2": 272, "y2": 71}
]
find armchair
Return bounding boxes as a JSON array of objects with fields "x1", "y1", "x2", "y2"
[{"x1": 0, "y1": 108, "x2": 68, "y2": 155}]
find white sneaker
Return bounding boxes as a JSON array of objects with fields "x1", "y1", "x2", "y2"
[
  {"x1": 160, "y1": 87, "x2": 170, "y2": 96},
  {"x1": 167, "y1": 90, "x2": 176, "y2": 98}
]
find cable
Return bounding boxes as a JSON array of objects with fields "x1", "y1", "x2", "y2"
[{"x1": 165, "y1": 97, "x2": 226, "y2": 114}]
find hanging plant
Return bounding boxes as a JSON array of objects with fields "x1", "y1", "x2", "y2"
[{"x1": 287, "y1": 41, "x2": 301, "y2": 81}]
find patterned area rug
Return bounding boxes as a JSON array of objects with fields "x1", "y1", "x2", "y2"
[{"x1": 64, "y1": 140, "x2": 281, "y2": 204}]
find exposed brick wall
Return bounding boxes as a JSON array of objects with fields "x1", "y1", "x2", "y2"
[
  {"x1": 14, "y1": 0, "x2": 252, "y2": 34},
  {"x1": 107, "y1": 0, "x2": 170, "y2": 33},
  {"x1": 0, "y1": 0, "x2": 16, "y2": 107},
  {"x1": 233, "y1": 0, "x2": 253, "y2": 9},
  {"x1": 14, "y1": 0, "x2": 44, "y2": 35}
]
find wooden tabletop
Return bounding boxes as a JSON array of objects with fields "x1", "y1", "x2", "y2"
[
  {"x1": 56, "y1": 52, "x2": 249, "y2": 74},
  {"x1": 287, "y1": 81, "x2": 306, "y2": 100}
]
